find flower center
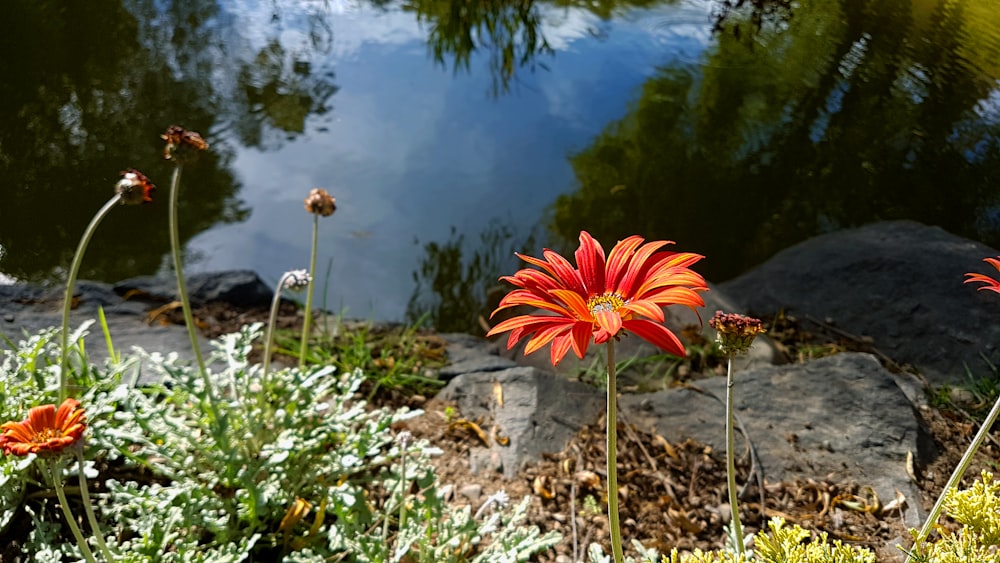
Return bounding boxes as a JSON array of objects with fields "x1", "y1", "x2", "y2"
[
  {"x1": 587, "y1": 293, "x2": 627, "y2": 315},
  {"x1": 31, "y1": 428, "x2": 62, "y2": 443}
]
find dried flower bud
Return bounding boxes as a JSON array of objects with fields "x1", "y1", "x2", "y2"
[
  {"x1": 709, "y1": 310, "x2": 766, "y2": 356},
  {"x1": 304, "y1": 188, "x2": 336, "y2": 217},
  {"x1": 282, "y1": 269, "x2": 311, "y2": 292},
  {"x1": 115, "y1": 169, "x2": 156, "y2": 205},
  {"x1": 161, "y1": 125, "x2": 209, "y2": 161}
]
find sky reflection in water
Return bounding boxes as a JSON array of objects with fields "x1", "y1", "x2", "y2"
[
  {"x1": 1, "y1": 0, "x2": 998, "y2": 331},
  {"x1": 181, "y1": 1, "x2": 712, "y2": 320}
]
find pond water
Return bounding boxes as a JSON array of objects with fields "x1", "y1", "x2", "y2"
[{"x1": 1, "y1": 0, "x2": 998, "y2": 332}]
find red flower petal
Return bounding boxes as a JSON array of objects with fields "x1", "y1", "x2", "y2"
[
  {"x1": 575, "y1": 231, "x2": 607, "y2": 296},
  {"x1": 623, "y1": 319, "x2": 687, "y2": 357},
  {"x1": 615, "y1": 239, "x2": 670, "y2": 296},
  {"x1": 605, "y1": 236, "x2": 644, "y2": 292}
]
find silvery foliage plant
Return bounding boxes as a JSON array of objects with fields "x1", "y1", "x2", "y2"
[{"x1": 1, "y1": 323, "x2": 560, "y2": 561}]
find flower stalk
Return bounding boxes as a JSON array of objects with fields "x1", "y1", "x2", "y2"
[
  {"x1": 60, "y1": 168, "x2": 155, "y2": 398},
  {"x1": 299, "y1": 188, "x2": 336, "y2": 368},
  {"x1": 398, "y1": 431, "x2": 412, "y2": 533},
  {"x1": 167, "y1": 164, "x2": 211, "y2": 394},
  {"x1": 299, "y1": 214, "x2": 319, "y2": 367},
  {"x1": 45, "y1": 460, "x2": 98, "y2": 563},
  {"x1": 724, "y1": 352, "x2": 745, "y2": 555},
  {"x1": 908, "y1": 396, "x2": 1000, "y2": 559},
  {"x1": 74, "y1": 447, "x2": 116, "y2": 562},
  {"x1": 264, "y1": 270, "x2": 310, "y2": 380},
  {"x1": 61, "y1": 194, "x2": 122, "y2": 400},
  {"x1": 709, "y1": 310, "x2": 765, "y2": 558},
  {"x1": 606, "y1": 340, "x2": 624, "y2": 563}
]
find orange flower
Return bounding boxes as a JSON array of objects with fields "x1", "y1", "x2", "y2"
[
  {"x1": 0, "y1": 399, "x2": 87, "y2": 457},
  {"x1": 487, "y1": 231, "x2": 708, "y2": 365},
  {"x1": 965, "y1": 257, "x2": 1000, "y2": 294}
]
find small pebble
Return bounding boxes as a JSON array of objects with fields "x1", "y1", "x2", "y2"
[{"x1": 458, "y1": 484, "x2": 482, "y2": 502}]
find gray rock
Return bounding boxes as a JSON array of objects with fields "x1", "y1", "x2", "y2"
[
  {"x1": 0, "y1": 273, "x2": 260, "y2": 385},
  {"x1": 620, "y1": 353, "x2": 931, "y2": 528},
  {"x1": 720, "y1": 220, "x2": 1000, "y2": 387},
  {"x1": 114, "y1": 270, "x2": 273, "y2": 308},
  {"x1": 438, "y1": 333, "x2": 516, "y2": 381},
  {"x1": 437, "y1": 366, "x2": 605, "y2": 479}
]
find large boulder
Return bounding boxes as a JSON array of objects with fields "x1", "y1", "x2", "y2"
[
  {"x1": 436, "y1": 366, "x2": 605, "y2": 479},
  {"x1": 720, "y1": 221, "x2": 1000, "y2": 387},
  {"x1": 620, "y1": 353, "x2": 932, "y2": 528}
]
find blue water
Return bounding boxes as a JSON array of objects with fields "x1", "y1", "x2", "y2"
[{"x1": 1, "y1": 0, "x2": 998, "y2": 330}]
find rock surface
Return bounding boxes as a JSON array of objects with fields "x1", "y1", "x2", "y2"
[
  {"x1": 438, "y1": 330, "x2": 930, "y2": 527},
  {"x1": 620, "y1": 353, "x2": 931, "y2": 528},
  {"x1": 720, "y1": 220, "x2": 1000, "y2": 387},
  {"x1": 0, "y1": 271, "x2": 274, "y2": 381},
  {"x1": 436, "y1": 365, "x2": 605, "y2": 480}
]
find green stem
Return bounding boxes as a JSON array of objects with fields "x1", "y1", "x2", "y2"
[
  {"x1": 298, "y1": 215, "x2": 319, "y2": 368},
  {"x1": 907, "y1": 394, "x2": 1000, "y2": 560},
  {"x1": 606, "y1": 340, "x2": 624, "y2": 563},
  {"x1": 263, "y1": 272, "x2": 293, "y2": 381},
  {"x1": 398, "y1": 443, "x2": 408, "y2": 533},
  {"x1": 168, "y1": 165, "x2": 214, "y2": 405},
  {"x1": 725, "y1": 354, "x2": 745, "y2": 556},
  {"x1": 74, "y1": 448, "x2": 116, "y2": 561},
  {"x1": 46, "y1": 460, "x2": 98, "y2": 563},
  {"x1": 61, "y1": 194, "x2": 122, "y2": 400}
]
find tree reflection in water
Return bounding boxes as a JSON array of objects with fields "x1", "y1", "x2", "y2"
[
  {"x1": 552, "y1": 0, "x2": 1000, "y2": 283},
  {"x1": 0, "y1": 0, "x2": 338, "y2": 283},
  {"x1": 407, "y1": 221, "x2": 538, "y2": 334}
]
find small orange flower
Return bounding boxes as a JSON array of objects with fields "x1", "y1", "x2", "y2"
[
  {"x1": 304, "y1": 188, "x2": 336, "y2": 217},
  {"x1": 487, "y1": 231, "x2": 708, "y2": 365},
  {"x1": 0, "y1": 399, "x2": 87, "y2": 457},
  {"x1": 965, "y1": 256, "x2": 1000, "y2": 294},
  {"x1": 115, "y1": 168, "x2": 156, "y2": 205},
  {"x1": 161, "y1": 125, "x2": 209, "y2": 161}
]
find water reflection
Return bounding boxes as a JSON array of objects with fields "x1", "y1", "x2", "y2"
[
  {"x1": 551, "y1": 0, "x2": 1000, "y2": 282},
  {"x1": 3, "y1": 0, "x2": 998, "y2": 333},
  {"x1": 406, "y1": 221, "x2": 537, "y2": 333},
  {"x1": 404, "y1": 0, "x2": 553, "y2": 96},
  {"x1": 403, "y1": 0, "x2": 684, "y2": 95},
  {"x1": 0, "y1": 0, "x2": 337, "y2": 283}
]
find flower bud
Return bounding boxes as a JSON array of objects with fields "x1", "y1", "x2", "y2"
[
  {"x1": 115, "y1": 169, "x2": 155, "y2": 205},
  {"x1": 304, "y1": 188, "x2": 336, "y2": 217},
  {"x1": 709, "y1": 311, "x2": 766, "y2": 356},
  {"x1": 282, "y1": 269, "x2": 311, "y2": 292},
  {"x1": 161, "y1": 125, "x2": 209, "y2": 162}
]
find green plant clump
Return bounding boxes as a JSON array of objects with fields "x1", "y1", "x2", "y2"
[{"x1": 0, "y1": 324, "x2": 559, "y2": 561}]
